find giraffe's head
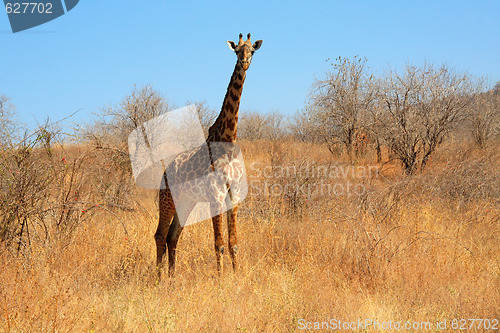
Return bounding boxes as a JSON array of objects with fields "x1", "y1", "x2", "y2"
[{"x1": 227, "y1": 33, "x2": 262, "y2": 71}]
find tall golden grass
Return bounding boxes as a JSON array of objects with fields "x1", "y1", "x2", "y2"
[{"x1": 1, "y1": 140, "x2": 498, "y2": 332}]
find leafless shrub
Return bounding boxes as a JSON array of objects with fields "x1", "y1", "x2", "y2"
[
  {"x1": 469, "y1": 88, "x2": 500, "y2": 148},
  {"x1": 0, "y1": 126, "x2": 96, "y2": 251},
  {"x1": 373, "y1": 63, "x2": 482, "y2": 174},
  {"x1": 189, "y1": 100, "x2": 217, "y2": 138},
  {"x1": 290, "y1": 59, "x2": 492, "y2": 168},
  {"x1": 238, "y1": 110, "x2": 286, "y2": 140},
  {"x1": 0, "y1": 99, "x2": 136, "y2": 252},
  {"x1": 426, "y1": 156, "x2": 500, "y2": 208},
  {"x1": 238, "y1": 111, "x2": 265, "y2": 140},
  {"x1": 287, "y1": 109, "x2": 321, "y2": 143},
  {"x1": 265, "y1": 111, "x2": 285, "y2": 140},
  {"x1": 308, "y1": 56, "x2": 376, "y2": 160},
  {"x1": 78, "y1": 85, "x2": 173, "y2": 152},
  {"x1": 76, "y1": 85, "x2": 174, "y2": 209},
  {"x1": 0, "y1": 95, "x2": 21, "y2": 147},
  {"x1": 338, "y1": 151, "x2": 498, "y2": 283}
]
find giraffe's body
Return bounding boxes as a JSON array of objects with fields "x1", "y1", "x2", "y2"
[
  {"x1": 160, "y1": 142, "x2": 244, "y2": 225},
  {"x1": 155, "y1": 34, "x2": 262, "y2": 277}
]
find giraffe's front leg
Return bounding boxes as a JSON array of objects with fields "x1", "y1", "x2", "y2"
[
  {"x1": 227, "y1": 205, "x2": 238, "y2": 271},
  {"x1": 212, "y1": 214, "x2": 224, "y2": 275},
  {"x1": 226, "y1": 180, "x2": 241, "y2": 272}
]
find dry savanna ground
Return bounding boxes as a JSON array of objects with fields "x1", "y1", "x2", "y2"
[{"x1": 1, "y1": 140, "x2": 499, "y2": 332}]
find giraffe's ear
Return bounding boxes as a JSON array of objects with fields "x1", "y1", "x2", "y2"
[
  {"x1": 252, "y1": 40, "x2": 263, "y2": 50},
  {"x1": 227, "y1": 41, "x2": 237, "y2": 51}
]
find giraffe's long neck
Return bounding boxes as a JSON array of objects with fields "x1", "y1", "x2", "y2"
[{"x1": 207, "y1": 62, "x2": 246, "y2": 143}]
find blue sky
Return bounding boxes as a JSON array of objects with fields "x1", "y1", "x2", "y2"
[{"x1": 1, "y1": 1, "x2": 499, "y2": 130}]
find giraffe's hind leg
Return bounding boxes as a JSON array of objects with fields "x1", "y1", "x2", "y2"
[
  {"x1": 166, "y1": 212, "x2": 183, "y2": 277},
  {"x1": 166, "y1": 201, "x2": 196, "y2": 277},
  {"x1": 155, "y1": 188, "x2": 175, "y2": 279}
]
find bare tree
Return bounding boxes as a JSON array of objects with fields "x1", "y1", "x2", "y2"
[
  {"x1": 238, "y1": 110, "x2": 286, "y2": 140},
  {"x1": 263, "y1": 110, "x2": 285, "y2": 140},
  {"x1": 374, "y1": 63, "x2": 481, "y2": 174},
  {"x1": 373, "y1": 70, "x2": 421, "y2": 174},
  {"x1": 79, "y1": 85, "x2": 173, "y2": 152},
  {"x1": 287, "y1": 109, "x2": 319, "y2": 143},
  {"x1": 237, "y1": 110, "x2": 266, "y2": 140},
  {"x1": 470, "y1": 88, "x2": 499, "y2": 149},
  {"x1": 74, "y1": 85, "x2": 175, "y2": 211},
  {"x1": 419, "y1": 65, "x2": 481, "y2": 169},
  {"x1": 0, "y1": 95, "x2": 20, "y2": 147},
  {"x1": 494, "y1": 81, "x2": 500, "y2": 94},
  {"x1": 308, "y1": 56, "x2": 376, "y2": 160},
  {"x1": 189, "y1": 100, "x2": 217, "y2": 138}
]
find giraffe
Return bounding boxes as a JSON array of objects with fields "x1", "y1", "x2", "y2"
[{"x1": 155, "y1": 33, "x2": 262, "y2": 277}]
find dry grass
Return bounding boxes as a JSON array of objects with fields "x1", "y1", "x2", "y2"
[{"x1": 1, "y1": 140, "x2": 499, "y2": 332}]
